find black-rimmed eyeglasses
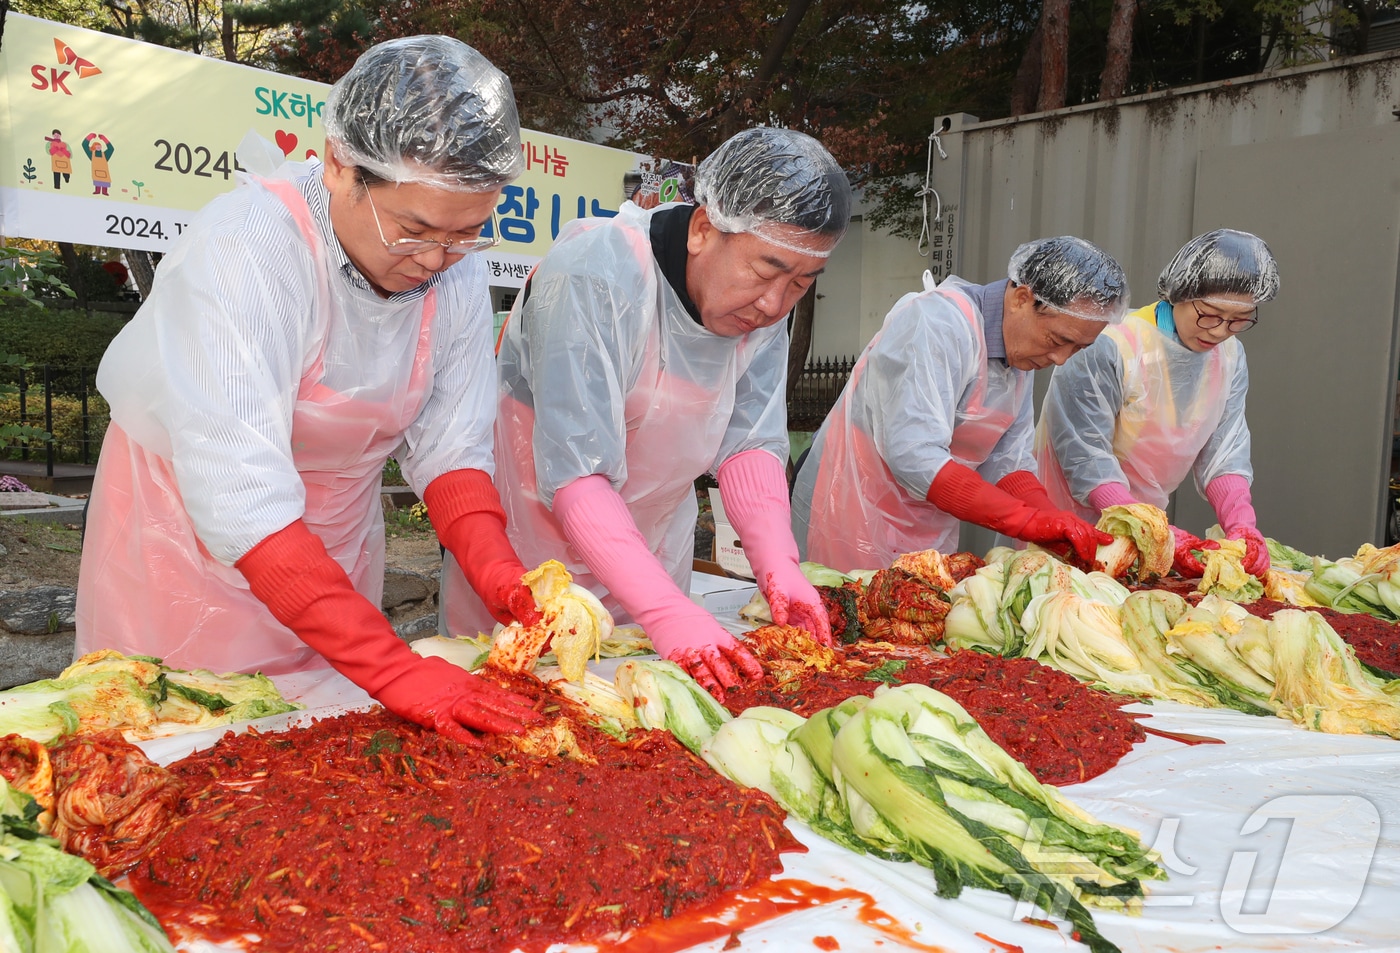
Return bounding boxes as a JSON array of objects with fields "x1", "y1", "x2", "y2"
[
  {"x1": 1191, "y1": 300, "x2": 1257, "y2": 334},
  {"x1": 363, "y1": 185, "x2": 500, "y2": 257}
]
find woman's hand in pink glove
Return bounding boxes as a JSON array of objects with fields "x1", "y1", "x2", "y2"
[
  {"x1": 1171, "y1": 526, "x2": 1219, "y2": 578},
  {"x1": 761, "y1": 564, "x2": 833, "y2": 646},
  {"x1": 1231, "y1": 526, "x2": 1270, "y2": 578},
  {"x1": 1205, "y1": 475, "x2": 1270, "y2": 579}
]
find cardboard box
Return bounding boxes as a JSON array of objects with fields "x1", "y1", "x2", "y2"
[
  {"x1": 707, "y1": 487, "x2": 756, "y2": 580},
  {"x1": 689, "y1": 571, "x2": 759, "y2": 616}
]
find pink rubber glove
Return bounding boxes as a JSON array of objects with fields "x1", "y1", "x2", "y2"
[
  {"x1": 1206, "y1": 474, "x2": 1269, "y2": 577},
  {"x1": 1087, "y1": 482, "x2": 1139, "y2": 512},
  {"x1": 553, "y1": 475, "x2": 763, "y2": 697},
  {"x1": 716, "y1": 450, "x2": 833, "y2": 646},
  {"x1": 1171, "y1": 526, "x2": 1219, "y2": 578}
]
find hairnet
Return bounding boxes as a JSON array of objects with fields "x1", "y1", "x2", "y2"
[
  {"x1": 1157, "y1": 229, "x2": 1280, "y2": 307},
  {"x1": 1007, "y1": 236, "x2": 1130, "y2": 323},
  {"x1": 322, "y1": 35, "x2": 524, "y2": 193},
  {"x1": 692, "y1": 127, "x2": 852, "y2": 258}
]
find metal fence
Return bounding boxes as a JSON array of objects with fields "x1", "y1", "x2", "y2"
[
  {"x1": 788, "y1": 356, "x2": 856, "y2": 431},
  {"x1": 1, "y1": 365, "x2": 108, "y2": 475}
]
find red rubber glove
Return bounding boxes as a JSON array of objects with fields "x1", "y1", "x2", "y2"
[
  {"x1": 927, "y1": 462, "x2": 1112, "y2": 565},
  {"x1": 1235, "y1": 527, "x2": 1269, "y2": 577},
  {"x1": 717, "y1": 450, "x2": 832, "y2": 645},
  {"x1": 1171, "y1": 526, "x2": 1219, "y2": 578},
  {"x1": 995, "y1": 469, "x2": 1058, "y2": 512},
  {"x1": 1205, "y1": 475, "x2": 1270, "y2": 578},
  {"x1": 553, "y1": 475, "x2": 764, "y2": 697},
  {"x1": 236, "y1": 520, "x2": 541, "y2": 743},
  {"x1": 422, "y1": 469, "x2": 541, "y2": 627}
]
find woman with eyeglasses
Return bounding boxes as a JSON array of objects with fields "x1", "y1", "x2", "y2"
[
  {"x1": 75, "y1": 37, "x2": 543, "y2": 743},
  {"x1": 1035, "y1": 228, "x2": 1281, "y2": 578}
]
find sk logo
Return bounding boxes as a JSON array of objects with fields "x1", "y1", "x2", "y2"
[{"x1": 54, "y1": 39, "x2": 101, "y2": 79}]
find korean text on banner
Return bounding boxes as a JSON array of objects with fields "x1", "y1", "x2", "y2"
[{"x1": 0, "y1": 13, "x2": 641, "y2": 287}]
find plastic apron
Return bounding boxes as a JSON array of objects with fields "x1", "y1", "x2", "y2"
[
  {"x1": 801, "y1": 283, "x2": 1027, "y2": 571},
  {"x1": 1035, "y1": 305, "x2": 1234, "y2": 520},
  {"x1": 441, "y1": 217, "x2": 756, "y2": 637},
  {"x1": 75, "y1": 178, "x2": 437, "y2": 674}
]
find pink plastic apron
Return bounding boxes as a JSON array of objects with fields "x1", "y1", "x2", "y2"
[
  {"x1": 442, "y1": 265, "x2": 747, "y2": 637},
  {"x1": 1036, "y1": 306, "x2": 1231, "y2": 520},
  {"x1": 75, "y1": 178, "x2": 437, "y2": 674},
  {"x1": 806, "y1": 288, "x2": 1022, "y2": 571}
]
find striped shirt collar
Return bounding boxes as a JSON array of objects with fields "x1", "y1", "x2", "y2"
[
  {"x1": 967, "y1": 278, "x2": 1009, "y2": 363},
  {"x1": 295, "y1": 163, "x2": 436, "y2": 303}
]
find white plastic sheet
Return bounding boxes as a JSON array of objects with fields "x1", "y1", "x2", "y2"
[{"x1": 139, "y1": 668, "x2": 1400, "y2": 953}]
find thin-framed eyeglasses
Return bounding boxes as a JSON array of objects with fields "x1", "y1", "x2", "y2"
[
  {"x1": 362, "y1": 184, "x2": 500, "y2": 257},
  {"x1": 1191, "y1": 300, "x2": 1258, "y2": 334}
]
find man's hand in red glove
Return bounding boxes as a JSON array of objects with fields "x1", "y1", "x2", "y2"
[
  {"x1": 380, "y1": 656, "x2": 545, "y2": 744},
  {"x1": 995, "y1": 469, "x2": 1059, "y2": 511},
  {"x1": 423, "y1": 469, "x2": 541, "y2": 626},
  {"x1": 928, "y1": 462, "x2": 1111, "y2": 564},
  {"x1": 1171, "y1": 526, "x2": 1219, "y2": 578},
  {"x1": 237, "y1": 520, "x2": 541, "y2": 743},
  {"x1": 1018, "y1": 510, "x2": 1114, "y2": 565}
]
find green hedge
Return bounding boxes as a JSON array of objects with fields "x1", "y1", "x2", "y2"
[
  {"x1": 0, "y1": 298, "x2": 126, "y2": 373},
  {"x1": 0, "y1": 392, "x2": 109, "y2": 462}
]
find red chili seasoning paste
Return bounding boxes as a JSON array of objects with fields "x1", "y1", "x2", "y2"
[
  {"x1": 1237, "y1": 599, "x2": 1400, "y2": 677},
  {"x1": 926, "y1": 652, "x2": 1144, "y2": 786},
  {"x1": 723, "y1": 642, "x2": 1142, "y2": 786},
  {"x1": 130, "y1": 707, "x2": 799, "y2": 952}
]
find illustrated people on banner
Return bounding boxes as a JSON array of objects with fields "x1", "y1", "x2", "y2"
[
  {"x1": 83, "y1": 133, "x2": 114, "y2": 195},
  {"x1": 44, "y1": 130, "x2": 72, "y2": 190}
]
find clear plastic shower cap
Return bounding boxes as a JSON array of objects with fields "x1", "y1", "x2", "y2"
[
  {"x1": 1007, "y1": 236, "x2": 1130, "y2": 323},
  {"x1": 692, "y1": 127, "x2": 852, "y2": 258},
  {"x1": 1157, "y1": 229, "x2": 1280, "y2": 307},
  {"x1": 322, "y1": 35, "x2": 524, "y2": 193}
]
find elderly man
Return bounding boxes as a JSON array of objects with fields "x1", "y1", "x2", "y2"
[
  {"x1": 792, "y1": 237, "x2": 1130, "y2": 572},
  {"x1": 441, "y1": 127, "x2": 851, "y2": 694}
]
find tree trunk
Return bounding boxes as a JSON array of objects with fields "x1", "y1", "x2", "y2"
[
  {"x1": 1194, "y1": 14, "x2": 1208, "y2": 81},
  {"x1": 1099, "y1": 0, "x2": 1137, "y2": 100},
  {"x1": 57, "y1": 242, "x2": 87, "y2": 310},
  {"x1": 1037, "y1": 0, "x2": 1070, "y2": 111},
  {"x1": 716, "y1": 0, "x2": 813, "y2": 140},
  {"x1": 222, "y1": 11, "x2": 236, "y2": 62},
  {"x1": 127, "y1": 250, "x2": 159, "y2": 301},
  {"x1": 1010, "y1": 24, "x2": 1043, "y2": 116}
]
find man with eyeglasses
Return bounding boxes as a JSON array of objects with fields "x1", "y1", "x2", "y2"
[
  {"x1": 76, "y1": 37, "x2": 543, "y2": 743},
  {"x1": 791, "y1": 237, "x2": 1127, "y2": 575},
  {"x1": 439, "y1": 127, "x2": 849, "y2": 696},
  {"x1": 1036, "y1": 228, "x2": 1280, "y2": 578}
]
